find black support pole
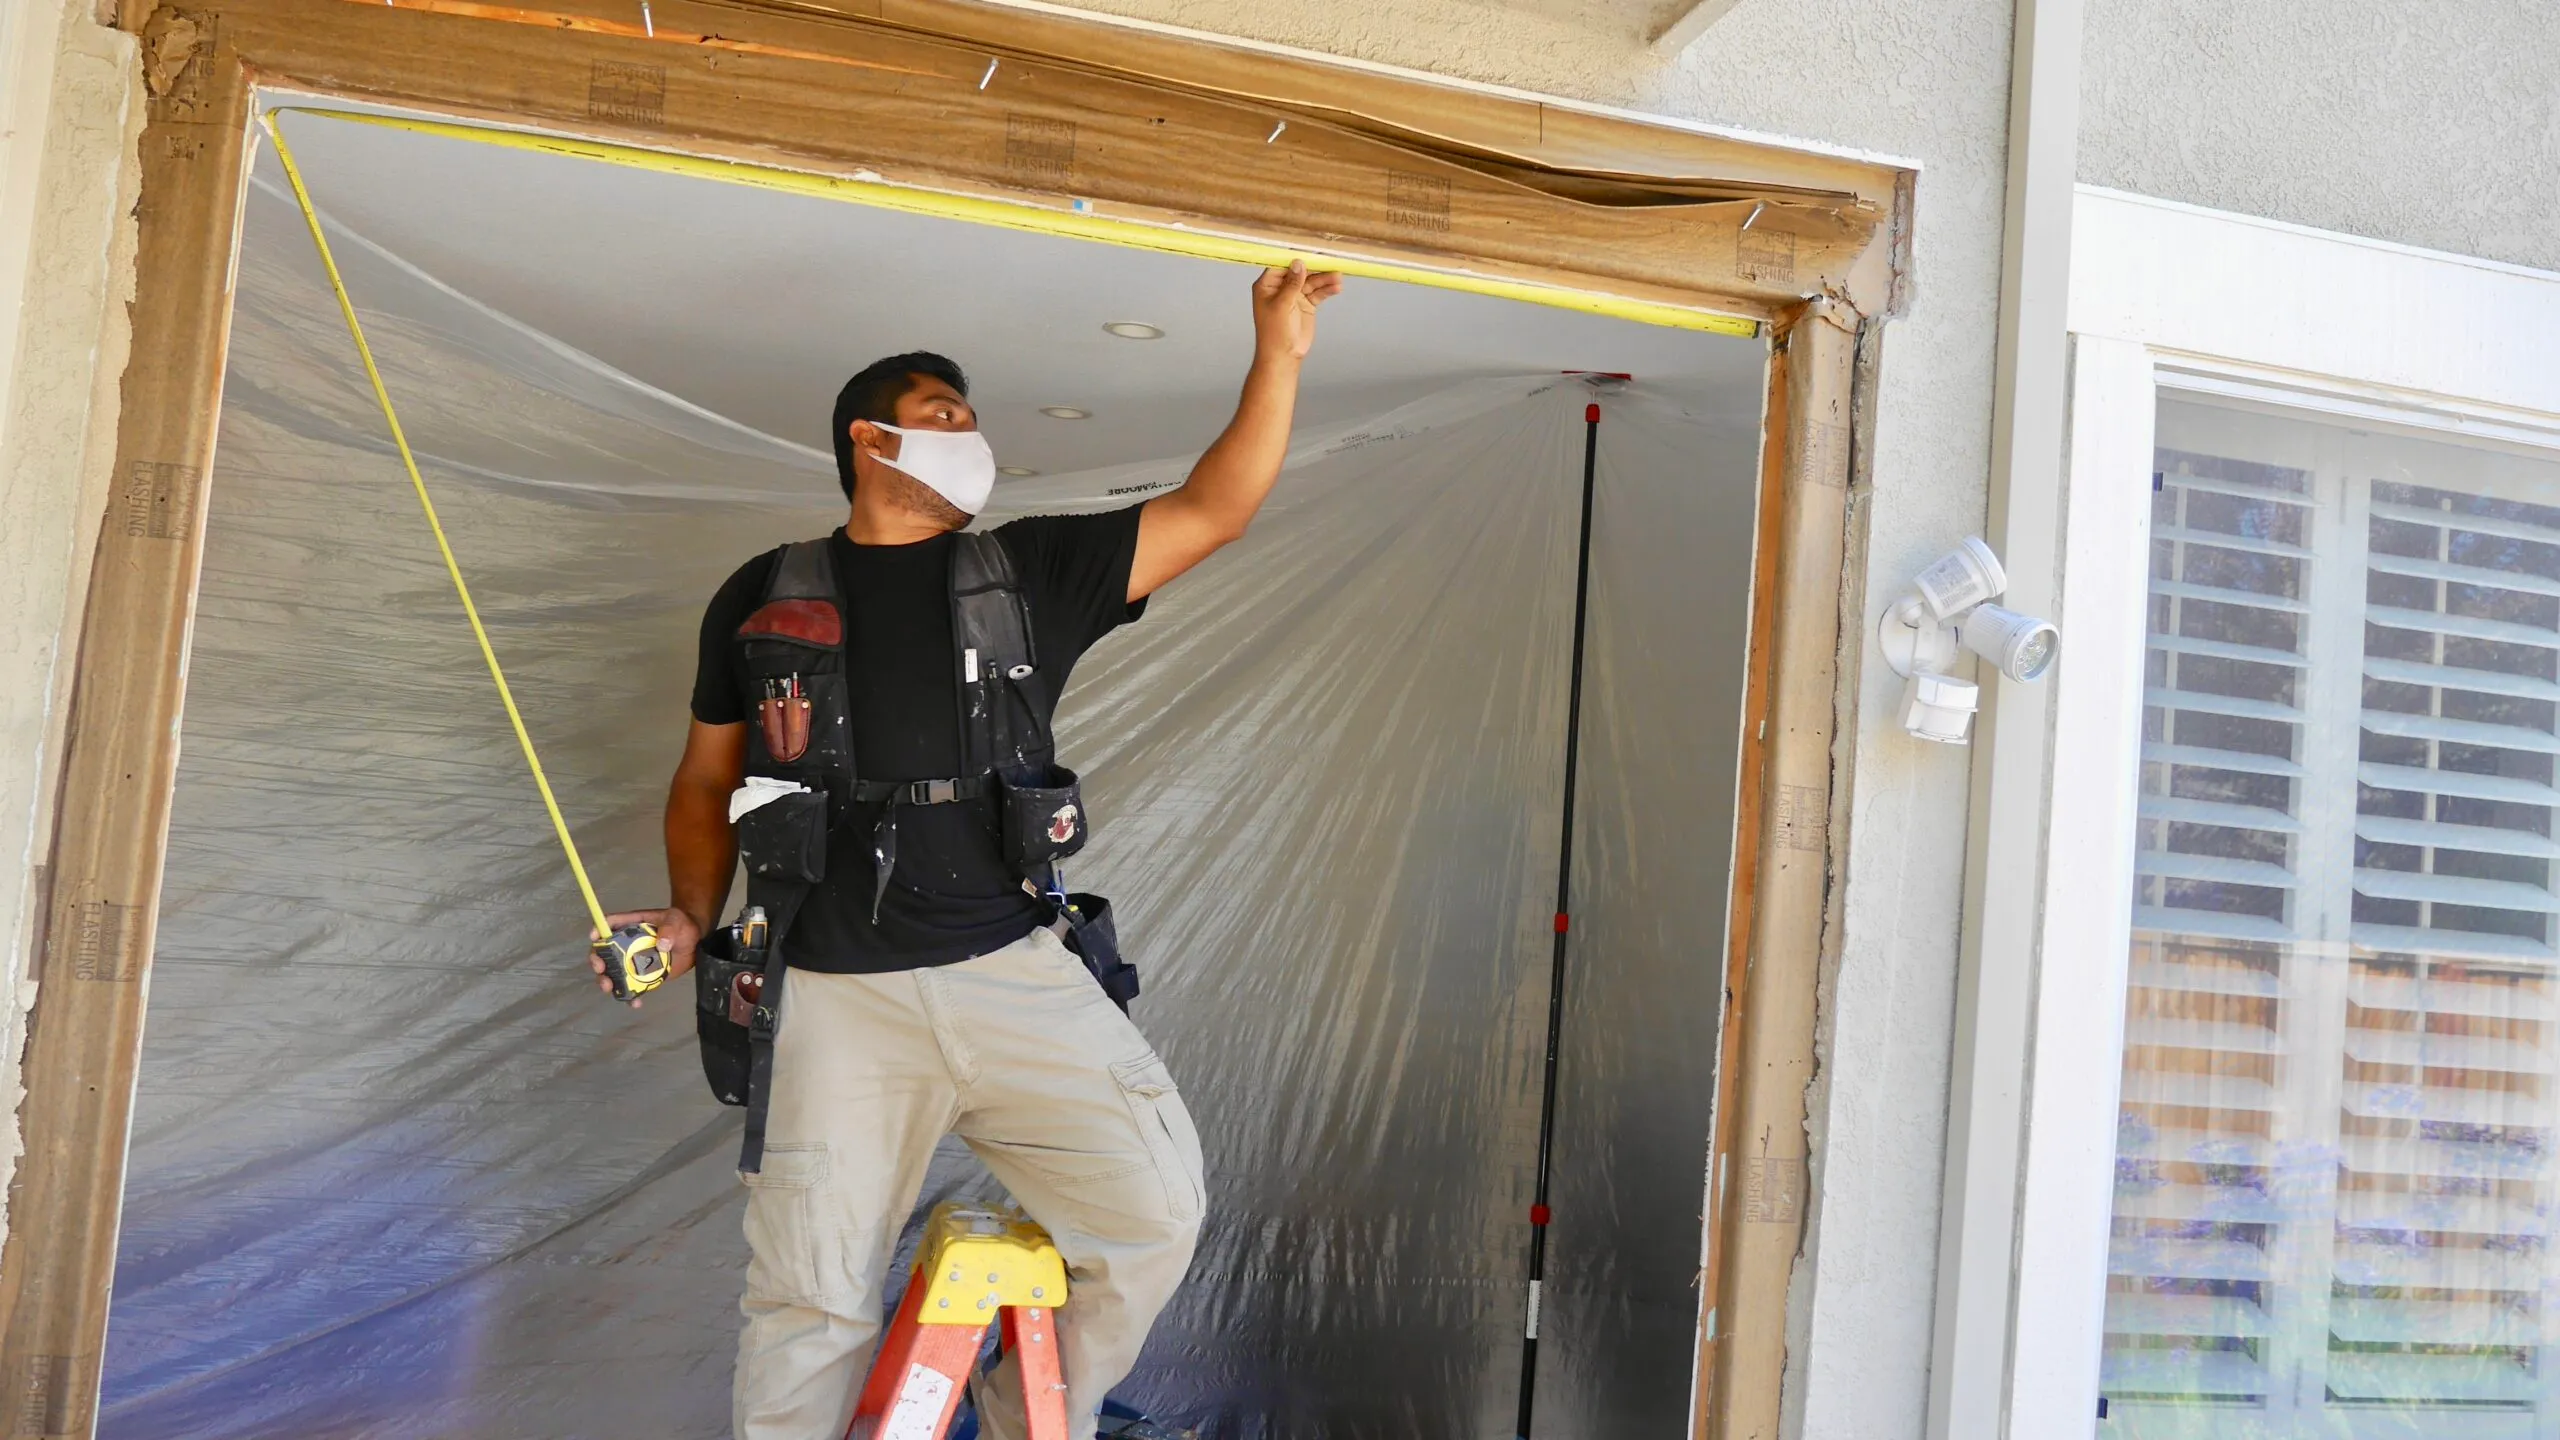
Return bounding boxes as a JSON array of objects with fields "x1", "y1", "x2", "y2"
[{"x1": 1517, "y1": 396, "x2": 1601, "y2": 1440}]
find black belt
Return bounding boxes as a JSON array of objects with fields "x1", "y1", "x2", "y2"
[{"x1": 849, "y1": 775, "x2": 989, "y2": 806}]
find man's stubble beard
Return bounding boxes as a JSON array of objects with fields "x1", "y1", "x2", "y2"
[{"x1": 873, "y1": 465, "x2": 972, "y2": 532}]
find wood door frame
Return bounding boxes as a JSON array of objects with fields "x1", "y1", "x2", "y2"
[{"x1": 0, "y1": 2, "x2": 1901, "y2": 1434}]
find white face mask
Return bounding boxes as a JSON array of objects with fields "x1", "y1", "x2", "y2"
[{"x1": 869, "y1": 423, "x2": 997, "y2": 517}]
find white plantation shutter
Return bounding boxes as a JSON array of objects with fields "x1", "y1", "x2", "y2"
[{"x1": 2103, "y1": 399, "x2": 2560, "y2": 1437}]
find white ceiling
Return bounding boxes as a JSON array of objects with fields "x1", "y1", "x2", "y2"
[{"x1": 260, "y1": 109, "x2": 1763, "y2": 481}]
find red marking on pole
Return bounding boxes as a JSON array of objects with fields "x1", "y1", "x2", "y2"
[
  {"x1": 1554, "y1": 913, "x2": 1569, "y2": 934},
  {"x1": 1584, "y1": 403, "x2": 1600, "y2": 423},
  {"x1": 1530, "y1": 1204, "x2": 1552, "y2": 1227}
]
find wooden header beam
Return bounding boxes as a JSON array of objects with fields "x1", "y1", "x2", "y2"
[
  {"x1": 234, "y1": 0, "x2": 1897, "y2": 323},
  {"x1": 2, "y1": 2, "x2": 1900, "y2": 1434}
]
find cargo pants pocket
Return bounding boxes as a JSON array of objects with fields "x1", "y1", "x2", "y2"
[
  {"x1": 1109, "y1": 1054, "x2": 1205, "y2": 1226},
  {"x1": 740, "y1": 1141, "x2": 833, "y2": 1307}
]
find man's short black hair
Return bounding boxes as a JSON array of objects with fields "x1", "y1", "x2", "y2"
[{"x1": 832, "y1": 352, "x2": 969, "y2": 499}]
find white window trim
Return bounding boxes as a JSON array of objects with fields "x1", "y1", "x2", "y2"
[{"x1": 1974, "y1": 186, "x2": 2560, "y2": 1439}]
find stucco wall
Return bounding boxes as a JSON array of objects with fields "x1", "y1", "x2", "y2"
[
  {"x1": 2082, "y1": 0, "x2": 2560, "y2": 272},
  {"x1": 1050, "y1": 3, "x2": 2014, "y2": 1436},
  {"x1": 0, "y1": 1, "x2": 142, "y2": 1236}
]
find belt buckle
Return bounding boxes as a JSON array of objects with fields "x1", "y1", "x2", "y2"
[{"x1": 911, "y1": 778, "x2": 956, "y2": 804}]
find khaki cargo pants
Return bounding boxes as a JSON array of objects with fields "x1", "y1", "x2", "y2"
[{"x1": 733, "y1": 925, "x2": 1205, "y2": 1440}]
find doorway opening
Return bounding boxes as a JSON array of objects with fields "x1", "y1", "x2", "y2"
[{"x1": 100, "y1": 103, "x2": 1763, "y2": 1437}]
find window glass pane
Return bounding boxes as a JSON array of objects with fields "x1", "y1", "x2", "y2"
[{"x1": 2105, "y1": 399, "x2": 2560, "y2": 1437}]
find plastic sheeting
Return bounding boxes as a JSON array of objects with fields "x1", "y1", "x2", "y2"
[{"x1": 102, "y1": 150, "x2": 1763, "y2": 1439}]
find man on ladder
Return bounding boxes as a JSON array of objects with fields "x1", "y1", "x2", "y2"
[{"x1": 598, "y1": 260, "x2": 1341, "y2": 1439}]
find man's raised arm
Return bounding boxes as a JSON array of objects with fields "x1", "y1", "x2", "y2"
[{"x1": 1129, "y1": 260, "x2": 1341, "y2": 602}]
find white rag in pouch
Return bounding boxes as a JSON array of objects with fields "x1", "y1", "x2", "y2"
[{"x1": 729, "y1": 776, "x2": 812, "y2": 823}]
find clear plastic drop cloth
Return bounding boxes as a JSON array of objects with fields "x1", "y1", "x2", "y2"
[{"x1": 101, "y1": 161, "x2": 1762, "y2": 1439}]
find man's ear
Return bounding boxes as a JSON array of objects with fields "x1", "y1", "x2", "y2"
[{"x1": 848, "y1": 419, "x2": 899, "y2": 462}]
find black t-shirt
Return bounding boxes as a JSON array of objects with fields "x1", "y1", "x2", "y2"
[{"x1": 691, "y1": 508, "x2": 1147, "y2": 973}]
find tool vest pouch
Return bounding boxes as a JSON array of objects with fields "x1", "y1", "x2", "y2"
[
  {"x1": 1058, "y1": 892, "x2": 1139, "y2": 1011},
  {"x1": 693, "y1": 929, "x2": 754, "y2": 1107},
  {"x1": 737, "y1": 789, "x2": 827, "y2": 885},
  {"x1": 997, "y1": 764, "x2": 1089, "y2": 874},
  {"x1": 757, "y1": 693, "x2": 812, "y2": 764}
]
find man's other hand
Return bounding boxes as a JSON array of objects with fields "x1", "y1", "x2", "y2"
[
  {"x1": 1251, "y1": 260, "x2": 1343, "y2": 362},
  {"x1": 593, "y1": 906, "x2": 704, "y2": 1009}
]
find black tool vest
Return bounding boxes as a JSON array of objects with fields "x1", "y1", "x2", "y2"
[
  {"x1": 704, "y1": 531, "x2": 1132, "y2": 1174},
  {"x1": 729, "y1": 532, "x2": 1073, "y2": 908}
]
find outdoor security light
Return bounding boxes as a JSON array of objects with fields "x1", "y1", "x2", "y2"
[
  {"x1": 1960, "y1": 604, "x2": 2060, "y2": 683},
  {"x1": 1878, "y1": 537, "x2": 2060, "y2": 744}
]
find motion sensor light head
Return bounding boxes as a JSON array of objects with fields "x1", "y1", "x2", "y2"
[{"x1": 1960, "y1": 604, "x2": 2060, "y2": 683}]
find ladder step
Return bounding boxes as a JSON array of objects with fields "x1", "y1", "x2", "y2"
[{"x1": 848, "y1": 1203, "x2": 1072, "y2": 1440}]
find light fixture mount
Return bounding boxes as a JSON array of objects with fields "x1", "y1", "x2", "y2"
[
  {"x1": 1039, "y1": 406, "x2": 1091, "y2": 420},
  {"x1": 1102, "y1": 321, "x2": 1164, "y2": 340}
]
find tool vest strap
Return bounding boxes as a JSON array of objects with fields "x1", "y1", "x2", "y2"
[
  {"x1": 849, "y1": 775, "x2": 991, "y2": 805},
  {"x1": 730, "y1": 536, "x2": 846, "y2": 1175},
  {"x1": 952, "y1": 530, "x2": 1052, "y2": 775},
  {"x1": 768, "y1": 535, "x2": 835, "y2": 602},
  {"x1": 735, "y1": 879, "x2": 808, "y2": 1175}
]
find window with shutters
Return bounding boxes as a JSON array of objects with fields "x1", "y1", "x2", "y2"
[{"x1": 2102, "y1": 396, "x2": 2560, "y2": 1436}]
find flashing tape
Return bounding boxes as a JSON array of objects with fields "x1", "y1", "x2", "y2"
[{"x1": 272, "y1": 106, "x2": 1764, "y2": 339}]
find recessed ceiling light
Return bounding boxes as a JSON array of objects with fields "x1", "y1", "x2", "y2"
[
  {"x1": 999, "y1": 466, "x2": 1039, "y2": 477},
  {"x1": 1102, "y1": 321, "x2": 1165, "y2": 340},
  {"x1": 1039, "y1": 406, "x2": 1091, "y2": 420}
]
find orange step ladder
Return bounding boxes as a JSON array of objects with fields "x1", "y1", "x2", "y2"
[{"x1": 847, "y1": 1203, "x2": 1073, "y2": 1440}]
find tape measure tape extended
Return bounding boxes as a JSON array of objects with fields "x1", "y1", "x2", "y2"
[
  {"x1": 271, "y1": 105, "x2": 1763, "y2": 339},
  {"x1": 261, "y1": 109, "x2": 616, "y2": 941}
]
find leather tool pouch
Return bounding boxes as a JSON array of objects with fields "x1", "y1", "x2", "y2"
[
  {"x1": 757, "y1": 692, "x2": 812, "y2": 764},
  {"x1": 693, "y1": 928, "x2": 755, "y2": 1107},
  {"x1": 737, "y1": 789, "x2": 827, "y2": 885},
  {"x1": 1057, "y1": 892, "x2": 1140, "y2": 1011},
  {"x1": 997, "y1": 764, "x2": 1089, "y2": 874}
]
